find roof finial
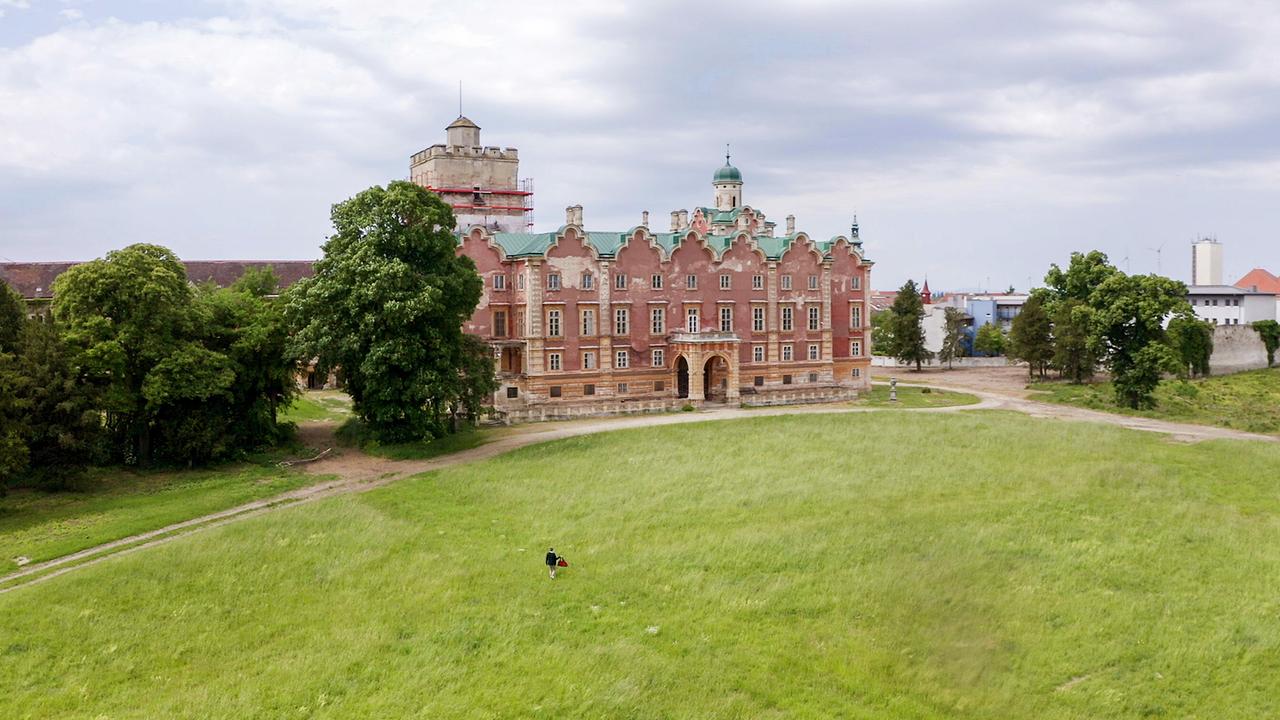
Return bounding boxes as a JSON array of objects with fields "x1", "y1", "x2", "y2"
[
  {"x1": 725, "y1": 143, "x2": 731, "y2": 166},
  {"x1": 458, "y1": 80, "x2": 463, "y2": 117}
]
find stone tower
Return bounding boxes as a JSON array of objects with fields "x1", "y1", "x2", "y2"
[
  {"x1": 409, "y1": 116, "x2": 532, "y2": 232},
  {"x1": 712, "y1": 152, "x2": 743, "y2": 211}
]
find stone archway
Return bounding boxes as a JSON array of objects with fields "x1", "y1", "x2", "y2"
[
  {"x1": 703, "y1": 355, "x2": 729, "y2": 402},
  {"x1": 676, "y1": 356, "x2": 690, "y2": 399}
]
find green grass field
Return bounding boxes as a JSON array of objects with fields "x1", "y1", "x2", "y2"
[
  {"x1": 279, "y1": 390, "x2": 353, "y2": 424},
  {"x1": 859, "y1": 384, "x2": 981, "y2": 408},
  {"x1": 3, "y1": 411, "x2": 1280, "y2": 718},
  {"x1": 1032, "y1": 366, "x2": 1280, "y2": 434},
  {"x1": 0, "y1": 464, "x2": 322, "y2": 568},
  {"x1": 335, "y1": 419, "x2": 504, "y2": 460}
]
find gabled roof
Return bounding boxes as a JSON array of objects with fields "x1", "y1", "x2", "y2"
[{"x1": 1235, "y1": 268, "x2": 1280, "y2": 294}]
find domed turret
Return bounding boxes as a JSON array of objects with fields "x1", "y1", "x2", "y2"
[{"x1": 713, "y1": 148, "x2": 743, "y2": 211}]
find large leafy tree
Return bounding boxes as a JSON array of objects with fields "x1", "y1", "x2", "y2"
[
  {"x1": 0, "y1": 284, "x2": 29, "y2": 493},
  {"x1": 1008, "y1": 294, "x2": 1053, "y2": 378},
  {"x1": 1167, "y1": 316, "x2": 1213, "y2": 379},
  {"x1": 52, "y1": 244, "x2": 229, "y2": 464},
  {"x1": 1091, "y1": 273, "x2": 1191, "y2": 408},
  {"x1": 938, "y1": 307, "x2": 967, "y2": 369},
  {"x1": 1052, "y1": 300, "x2": 1097, "y2": 383},
  {"x1": 973, "y1": 323, "x2": 1006, "y2": 356},
  {"x1": 885, "y1": 280, "x2": 932, "y2": 370},
  {"x1": 1042, "y1": 250, "x2": 1120, "y2": 315},
  {"x1": 286, "y1": 181, "x2": 490, "y2": 441},
  {"x1": 14, "y1": 320, "x2": 102, "y2": 488}
]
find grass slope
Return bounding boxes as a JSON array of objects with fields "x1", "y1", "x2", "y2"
[
  {"x1": 1032, "y1": 366, "x2": 1280, "y2": 434},
  {"x1": 0, "y1": 465, "x2": 320, "y2": 567},
  {"x1": 3, "y1": 412, "x2": 1280, "y2": 718},
  {"x1": 279, "y1": 391, "x2": 353, "y2": 424},
  {"x1": 859, "y1": 384, "x2": 980, "y2": 408}
]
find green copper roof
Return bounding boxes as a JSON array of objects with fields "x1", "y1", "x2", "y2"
[
  {"x1": 713, "y1": 162, "x2": 742, "y2": 183},
  {"x1": 474, "y1": 228, "x2": 861, "y2": 262}
]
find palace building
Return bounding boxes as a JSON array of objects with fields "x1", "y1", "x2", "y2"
[{"x1": 423, "y1": 117, "x2": 875, "y2": 421}]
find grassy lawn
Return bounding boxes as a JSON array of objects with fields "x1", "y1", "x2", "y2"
[
  {"x1": 335, "y1": 419, "x2": 504, "y2": 460},
  {"x1": 0, "y1": 464, "x2": 321, "y2": 568},
  {"x1": 3, "y1": 412, "x2": 1280, "y2": 717},
  {"x1": 860, "y1": 383, "x2": 981, "y2": 408},
  {"x1": 279, "y1": 390, "x2": 352, "y2": 424},
  {"x1": 1031, "y1": 366, "x2": 1280, "y2": 434}
]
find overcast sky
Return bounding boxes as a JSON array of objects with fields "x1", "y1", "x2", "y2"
[{"x1": 2, "y1": 0, "x2": 1278, "y2": 290}]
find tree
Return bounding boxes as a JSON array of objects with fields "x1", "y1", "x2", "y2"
[
  {"x1": 0, "y1": 284, "x2": 28, "y2": 493},
  {"x1": 1253, "y1": 320, "x2": 1280, "y2": 367},
  {"x1": 938, "y1": 307, "x2": 967, "y2": 369},
  {"x1": 285, "y1": 181, "x2": 491, "y2": 441},
  {"x1": 1008, "y1": 294, "x2": 1053, "y2": 378},
  {"x1": 1052, "y1": 300, "x2": 1096, "y2": 383},
  {"x1": 1042, "y1": 250, "x2": 1120, "y2": 316},
  {"x1": 13, "y1": 321, "x2": 102, "y2": 488},
  {"x1": 870, "y1": 310, "x2": 892, "y2": 355},
  {"x1": 1091, "y1": 273, "x2": 1191, "y2": 408},
  {"x1": 974, "y1": 323, "x2": 1006, "y2": 356},
  {"x1": 1167, "y1": 316, "x2": 1213, "y2": 379},
  {"x1": 884, "y1": 280, "x2": 932, "y2": 371}
]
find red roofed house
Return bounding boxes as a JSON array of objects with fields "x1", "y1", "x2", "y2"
[{"x1": 1235, "y1": 268, "x2": 1280, "y2": 321}]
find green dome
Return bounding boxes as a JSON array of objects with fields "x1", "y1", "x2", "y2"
[{"x1": 713, "y1": 161, "x2": 742, "y2": 183}]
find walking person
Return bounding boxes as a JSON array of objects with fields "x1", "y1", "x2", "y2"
[{"x1": 545, "y1": 547, "x2": 559, "y2": 579}]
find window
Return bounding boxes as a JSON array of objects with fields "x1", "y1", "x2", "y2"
[
  {"x1": 808, "y1": 306, "x2": 819, "y2": 331},
  {"x1": 851, "y1": 340, "x2": 862, "y2": 357},
  {"x1": 506, "y1": 386, "x2": 519, "y2": 398},
  {"x1": 686, "y1": 307, "x2": 700, "y2": 333},
  {"x1": 651, "y1": 307, "x2": 665, "y2": 334},
  {"x1": 851, "y1": 275, "x2": 861, "y2": 290},
  {"x1": 584, "y1": 384, "x2": 595, "y2": 396},
  {"x1": 782, "y1": 344, "x2": 793, "y2": 361},
  {"x1": 615, "y1": 273, "x2": 627, "y2": 290},
  {"x1": 651, "y1": 348, "x2": 665, "y2": 367},
  {"x1": 752, "y1": 274, "x2": 763, "y2": 290},
  {"x1": 493, "y1": 310, "x2": 508, "y2": 338},
  {"x1": 782, "y1": 374, "x2": 793, "y2": 385},
  {"x1": 549, "y1": 353, "x2": 562, "y2": 371},
  {"x1": 517, "y1": 273, "x2": 525, "y2": 290},
  {"x1": 614, "y1": 308, "x2": 629, "y2": 335},
  {"x1": 547, "y1": 309, "x2": 562, "y2": 337},
  {"x1": 720, "y1": 274, "x2": 731, "y2": 290},
  {"x1": 583, "y1": 351, "x2": 596, "y2": 370},
  {"x1": 808, "y1": 344, "x2": 819, "y2": 360},
  {"x1": 686, "y1": 274, "x2": 698, "y2": 290},
  {"x1": 651, "y1": 274, "x2": 663, "y2": 289},
  {"x1": 754, "y1": 376, "x2": 764, "y2": 387},
  {"x1": 550, "y1": 385, "x2": 562, "y2": 398},
  {"x1": 654, "y1": 380, "x2": 665, "y2": 392},
  {"x1": 808, "y1": 275, "x2": 818, "y2": 290},
  {"x1": 852, "y1": 368, "x2": 861, "y2": 378},
  {"x1": 752, "y1": 306, "x2": 765, "y2": 332},
  {"x1": 781, "y1": 307, "x2": 793, "y2": 331},
  {"x1": 581, "y1": 272, "x2": 593, "y2": 289},
  {"x1": 493, "y1": 275, "x2": 506, "y2": 290},
  {"x1": 516, "y1": 313, "x2": 525, "y2": 337},
  {"x1": 781, "y1": 275, "x2": 792, "y2": 290},
  {"x1": 753, "y1": 345, "x2": 765, "y2": 363},
  {"x1": 581, "y1": 308, "x2": 596, "y2": 336},
  {"x1": 547, "y1": 273, "x2": 561, "y2": 291},
  {"x1": 617, "y1": 383, "x2": 629, "y2": 394},
  {"x1": 719, "y1": 306, "x2": 733, "y2": 332},
  {"x1": 852, "y1": 306, "x2": 862, "y2": 329},
  {"x1": 808, "y1": 372, "x2": 818, "y2": 383}
]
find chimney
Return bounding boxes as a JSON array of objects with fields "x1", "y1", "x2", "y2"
[
  {"x1": 678, "y1": 210, "x2": 689, "y2": 230},
  {"x1": 565, "y1": 205, "x2": 583, "y2": 226},
  {"x1": 642, "y1": 210, "x2": 649, "y2": 229},
  {"x1": 785, "y1": 214, "x2": 796, "y2": 235},
  {"x1": 670, "y1": 211, "x2": 680, "y2": 232}
]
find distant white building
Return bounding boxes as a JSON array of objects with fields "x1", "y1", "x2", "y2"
[
  {"x1": 1191, "y1": 238, "x2": 1223, "y2": 286},
  {"x1": 1187, "y1": 285, "x2": 1276, "y2": 326}
]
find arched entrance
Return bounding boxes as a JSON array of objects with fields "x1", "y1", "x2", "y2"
[
  {"x1": 704, "y1": 355, "x2": 729, "y2": 402},
  {"x1": 676, "y1": 356, "x2": 690, "y2": 398}
]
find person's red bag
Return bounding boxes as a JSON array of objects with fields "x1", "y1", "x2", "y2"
[{"x1": 557, "y1": 558, "x2": 568, "y2": 567}]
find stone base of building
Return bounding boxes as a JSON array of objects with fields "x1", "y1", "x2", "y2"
[{"x1": 738, "y1": 384, "x2": 862, "y2": 407}]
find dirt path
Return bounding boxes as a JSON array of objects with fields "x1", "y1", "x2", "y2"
[{"x1": 2, "y1": 383, "x2": 1273, "y2": 595}]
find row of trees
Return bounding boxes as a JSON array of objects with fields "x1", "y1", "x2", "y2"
[
  {"x1": 873, "y1": 252, "x2": 1214, "y2": 408},
  {"x1": 1, "y1": 181, "x2": 499, "y2": 492}
]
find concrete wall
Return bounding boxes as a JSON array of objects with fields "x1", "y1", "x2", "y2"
[{"x1": 1209, "y1": 325, "x2": 1270, "y2": 375}]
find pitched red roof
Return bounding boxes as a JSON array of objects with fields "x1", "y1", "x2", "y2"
[
  {"x1": 0, "y1": 260, "x2": 315, "y2": 299},
  {"x1": 1235, "y1": 268, "x2": 1280, "y2": 294}
]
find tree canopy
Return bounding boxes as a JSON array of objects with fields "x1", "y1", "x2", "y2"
[
  {"x1": 1008, "y1": 294, "x2": 1053, "y2": 378},
  {"x1": 285, "y1": 181, "x2": 494, "y2": 441},
  {"x1": 938, "y1": 307, "x2": 967, "y2": 369},
  {"x1": 884, "y1": 280, "x2": 932, "y2": 371},
  {"x1": 973, "y1": 323, "x2": 1006, "y2": 357}
]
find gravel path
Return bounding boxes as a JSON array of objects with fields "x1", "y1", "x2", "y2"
[{"x1": 3, "y1": 381, "x2": 1271, "y2": 595}]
